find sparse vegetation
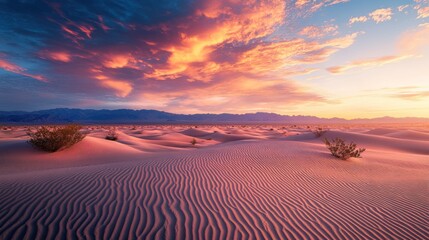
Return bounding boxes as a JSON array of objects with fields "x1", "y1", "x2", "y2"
[
  {"x1": 27, "y1": 124, "x2": 85, "y2": 152},
  {"x1": 312, "y1": 128, "x2": 327, "y2": 137},
  {"x1": 191, "y1": 138, "x2": 197, "y2": 145},
  {"x1": 324, "y1": 138, "x2": 365, "y2": 160},
  {"x1": 105, "y1": 129, "x2": 118, "y2": 141}
]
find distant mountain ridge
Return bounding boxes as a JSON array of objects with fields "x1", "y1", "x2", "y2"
[{"x1": 0, "y1": 108, "x2": 427, "y2": 124}]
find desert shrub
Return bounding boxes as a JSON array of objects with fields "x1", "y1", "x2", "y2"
[
  {"x1": 312, "y1": 128, "x2": 327, "y2": 137},
  {"x1": 105, "y1": 129, "x2": 118, "y2": 141},
  {"x1": 324, "y1": 138, "x2": 365, "y2": 160},
  {"x1": 191, "y1": 138, "x2": 197, "y2": 145},
  {"x1": 27, "y1": 124, "x2": 85, "y2": 152}
]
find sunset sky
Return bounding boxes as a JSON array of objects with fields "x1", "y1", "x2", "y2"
[{"x1": 0, "y1": 0, "x2": 428, "y2": 118}]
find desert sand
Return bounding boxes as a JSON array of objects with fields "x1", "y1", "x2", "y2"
[{"x1": 0, "y1": 124, "x2": 428, "y2": 239}]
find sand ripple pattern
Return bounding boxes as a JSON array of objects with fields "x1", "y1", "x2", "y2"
[{"x1": 1, "y1": 141, "x2": 428, "y2": 240}]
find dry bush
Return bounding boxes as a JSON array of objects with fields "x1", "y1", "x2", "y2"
[
  {"x1": 27, "y1": 124, "x2": 85, "y2": 152},
  {"x1": 105, "y1": 129, "x2": 118, "y2": 141},
  {"x1": 312, "y1": 127, "x2": 327, "y2": 137},
  {"x1": 191, "y1": 138, "x2": 197, "y2": 145},
  {"x1": 324, "y1": 137, "x2": 365, "y2": 160}
]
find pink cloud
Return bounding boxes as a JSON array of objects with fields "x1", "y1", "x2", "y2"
[
  {"x1": 299, "y1": 25, "x2": 338, "y2": 38},
  {"x1": 102, "y1": 54, "x2": 137, "y2": 69},
  {"x1": 94, "y1": 75, "x2": 132, "y2": 97},
  {"x1": 40, "y1": 51, "x2": 72, "y2": 62},
  {"x1": 0, "y1": 57, "x2": 47, "y2": 82},
  {"x1": 417, "y1": 6, "x2": 429, "y2": 18},
  {"x1": 369, "y1": 8, "x2": 393, "y2": 23}
]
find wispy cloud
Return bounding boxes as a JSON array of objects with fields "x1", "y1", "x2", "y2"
[
  {"x1": 299, "y1": 25, "x2": 338, "y2": 38},
  {"x1": 381, "y1": 86, "x2": 429, "y2": 101},
  {"x1": 349, "y1": 16, "x2": 368, "y2": 25},
  {"x1": 0, "y1": 56, "x2": 46, "y2": 82},
  {"x1": 391, "y1": 91, "x2": 429, "y2": 100},
  {"x1": 327, "y1": 55, "x2": 412, "y2": 73}
]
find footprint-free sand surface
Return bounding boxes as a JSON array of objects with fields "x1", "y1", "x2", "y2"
[{"x1": 1, "y1": 124, "x2": 428, "y2": 239}]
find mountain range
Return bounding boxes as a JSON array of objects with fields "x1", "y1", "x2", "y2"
[{"x1": 0, "y1": 108, "x2": 428, "y2": 124}]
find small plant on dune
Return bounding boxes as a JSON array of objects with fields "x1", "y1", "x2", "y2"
[
  {"x1": 27, "y1": 124, "x2": 85, "y2": 152},
  {"x1": 324, "y1": 138, "x2": 366, "y2": 160},
  {"x1": 312, "y1": 127, "x2": 327, "y2": 137},
  {"x1": 105, "y1": 129, "x2": 118, "y2": 141},
  {"x1": 191, "y1": 138, "x2": 197, "y2": 145}
]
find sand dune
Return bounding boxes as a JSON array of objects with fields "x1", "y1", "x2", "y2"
[
  {"x1": 321, "y1": 131, "x2": 429, "y2": 155},
  {"x1": 0, "y1": 125, "x2": 428, "y2": 239}
]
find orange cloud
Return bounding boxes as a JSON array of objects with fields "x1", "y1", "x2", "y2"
[
  {"x1": 0, "y1": 58, "x2": 46, "y2": 82},
  {"x1": 103, "y1": 54, "x2": 136, "y2": 69},
  {"x1": 40, "y1": 51, "x2": 72, "y2": 62},
  {"x1": 295, "y1": 0, "x2": 310, "y2": 8},
  {"x1": 381, "y1": 86, "x2": 429, "y2": 101},
  {"x1": 327, "y1": 55, "x2": 412, "y2": 73},
  {"x1": 147, "y1": 31, "x2": 358, "y2": 83},
  {"x1": 417, "y1": 6, "x2": 429, "y2": 18},
  {"x1": 392, "y1": 91, "x2": 429, "y2": 100},
  {"x1": 146, "y1": 0, "x2": 286, "y2": 81},
  {"x1": 49, "y1": 4, "x2": 95, "y2": 43},
  {"x1": 57, "y1": 22, "x2": 94, "y2": 43},
  {"x1": 299, "y1": 25, "x2": 338, "y2": 38},
  {"x1": 94, "y1": 75, "x2": 132, "y2": 97},
  {"x1": 369, "y1": 8, "x2": 393, "y2": 23}
]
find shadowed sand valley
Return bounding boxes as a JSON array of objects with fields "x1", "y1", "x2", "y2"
[{"x1": 1, "y1": 124, "x2": 428, "y2": 239}]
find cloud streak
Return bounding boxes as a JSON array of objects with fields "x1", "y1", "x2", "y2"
[
  {"x1": 327, "y1": 55, "x2": 412, "y2": 73},
  {"x1": 0, "y1": 56, "x2": 46, "y2": 82}
]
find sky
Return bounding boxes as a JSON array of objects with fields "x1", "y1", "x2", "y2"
[{"x1": 0, "y1": 0, "x2": 428, "y2": 119}]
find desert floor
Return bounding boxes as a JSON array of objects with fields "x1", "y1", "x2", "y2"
[{"x1": 1, "y1": 124, "x2": 428, "y2": 239}]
